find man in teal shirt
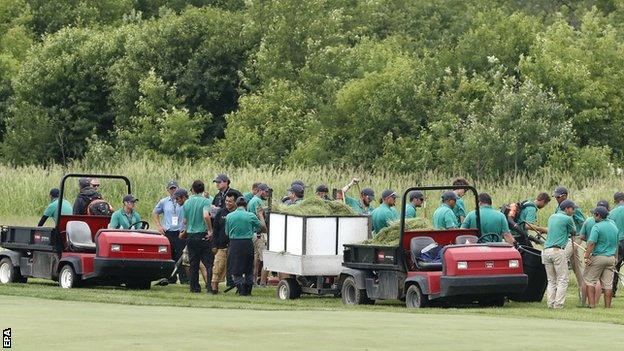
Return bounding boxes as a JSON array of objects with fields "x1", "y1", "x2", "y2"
[
  {"x1": 109, "y1": 195, "x2": 142, "y2": 230},
  {"x1": 580, "y1": 200, "x2": 609, "y2": 241},
  {"x1": 541, "y1": 199, "x2": 577, "y2": 309},
  {"x1": 38, "y1": 188, "x2": 73, "y2": 226},
  {"x1": 584, "y1": 206, "x2": 619, "y2": 308},
  {"x1": 243, "y1": 182, "x2": 261, "y2": 202},
  {"x1": 226, "y1": 197, "x2": 266, "y2": 296},
  {"x1": 341, "y1": 178, "x2": 375, "y2": 215},
  {"x1": 405, "y1": 191, "x2": 424, "y2": 219},
  {"x1": 607, "y1": 191, "x2": 624, "y2": 296},
  {"x1": 516, "y1": 192, "x2": 551, "y2": 235},
  {"x1": 462, "y1": 193, "x2": 514, "y2": 244},
  {"x1": 371, "y1": 189, "x2": 399, "y2": 234},
  {"x1": 433, "y1": 191, "x2": 458, "y2": 229},
  {"x1": 247, "y1": 183, "x2": 270, "y2": 286},
  {"x1": 183, "y1": 180, "x2": 214, "y2": 294},
  {"x1": 452, "y1": 178, "x2": 469, "y2": 224}
]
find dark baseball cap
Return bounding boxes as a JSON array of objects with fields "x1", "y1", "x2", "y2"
[
  {"x1": 553, "y1": 186, "x2": 568, "y2": 197},
  {"x1": 78, "y1": 178, "x2": 91, "y2": 189},
  {"x1": 257, "y1": 183, "x2": 269, "y2": 192},
  {"x1": 596, "y1": 199, "x2": 609, "y2": 209},
  {"x1": 49, "y1": 188, "x2": 60, "y2": 198},
  {"x1": 123, "y1": 194, "x2": 139, "y2": 203},
  {"x1": 441, "y1": 191, "x2": 457, "y2": 201},
  {"x1": 381, "y1": 189, "x2": 397, "y2": 200},
  {"x1": 409, "y1": 190, "x2": 424, "y2": 201},
  {"x1": 288, "y1": 184, "x2": 304, "y2": 197},
  {"x1": 614, "y1": 191, "x2": 624, "y2": 202},
  {"x1": 559, "y1": 199, "x2": 577, "y2": 210},
  {"x1": 592, "y1": 206, "x2": 609, "y2": 218},
  {"x1": 173, "y1": 188, "x2": 188, "y2": 198},
  {"x1": 166, "y1": 180, "x2": 178, "y2": 189},
  {"x1": 316, "y1": 184, "x2": 329, "y2": 193},
  {"x1": 361, "y1": 188, "x2": 375, "y2": 199},
  {"x1": 291, "y1": 180, "x2": 305, "y2": 188},
  {"x1": 213, "y1": 173, "x2": 230, "y2": 183}
]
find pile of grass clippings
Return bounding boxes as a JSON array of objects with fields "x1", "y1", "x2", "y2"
[
  {"x1": 362, "y1": 218, "x2": 433, "y2": 246},
  {"x1": 274, "y1": 197, "x2": 356, "y2": 216}
]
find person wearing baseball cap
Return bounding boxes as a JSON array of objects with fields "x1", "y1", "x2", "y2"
[
  {"x1": 152, "y1": 180, "x2": 187, "y2": 284},
  {"x1": 405, "y1": 191, "x2": 425, "y2": 219},
  {"x1": 607, "y1": 191, "x2": 624, "y2": 296},
  {"x1": 341, "y1": 178, "x2": 375, "y2": 215},
  {"x1": 109, "y1": 194, "x2": 142, "y2": 230},
  {"x1": 247, "y1": 183, "x2": 270, "y2": 286},
  {"x1": 577, "y1": 200, "x2": 610, "y2": 304},
  {"x1": 72, "y1": 177, "x2": 103, "y2": 215},
  {"x1": 212, "y1": 173, "x2": 239, "y2": 210},
  {"x1": 315, "y1": 184, "x2": 330, "y2": 200},
  {"x1": 371, "y1": 189, "x2": 399, "y2": 235},
  {"x1": 285, "y1": 184, "x2": 304, "y2": 205},
  {"x1": 282, "y1": 180, "x2": 306, "y2": 204},
  {"x1": 584, "y1": 205, "x2": 619, "y2": 308},
  {"x1": 452, "y1": 178, "x2": 469, "y2": 224},
  {"x1": 38, "y1": 188, "x2": 73, "y2": 226},
  {"x1": 541, "y1": 199, "x2": 577, "y2": 309},
  {"x1": 552, "y1": 186, "x2": 586, "y2": 232},
  {"x1": 433, "y1": 191, "x2": 459, "y2": 229}
]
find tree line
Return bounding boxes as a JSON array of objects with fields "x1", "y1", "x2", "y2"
[{"x1": 1, "y1": 0, "x2": 623, "y2": 178}]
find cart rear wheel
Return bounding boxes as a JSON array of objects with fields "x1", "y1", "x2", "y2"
[
  {"x1": 277, "y1": 278, "x2": 301, "y2": 300},
  {"x1": 341, "y1": 276, "x2": 374, "y2": 305},
  {"x1": 406, "y1": 284, "x2": 428, "y2": 308},
  {"x1": 478, "y1": 295, "x2": 505, "y2": 307},
  {"x1": 59, "y1": 265, "x2": 77, "y2": 289},
  {"x1": 0, "y1": 258, "x2": 16, "y2": 284}
]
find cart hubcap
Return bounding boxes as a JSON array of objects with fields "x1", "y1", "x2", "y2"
[
  {"x1": 0, "y1": 263, "x2": 11, "y2": 284},
  {"x1": 60, "y1": 269, "x2": 73, "y2": 288},
  {"x1": 278, "y1": 284, "x2": 289, "y2": 299}
]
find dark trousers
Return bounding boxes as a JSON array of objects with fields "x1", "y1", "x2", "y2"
[
  {"x1": 165, "y1": 230, "x2": 188, "y2": 284},
  {"x1": 614, "y1": 240, "x2": 624, "y2": 294},
  {"x1": 228, "y1": 239, "x2": 254, "y2": 295},
  {"x1": 187, "y1": 235, "x2": 214, "y2": 293}
]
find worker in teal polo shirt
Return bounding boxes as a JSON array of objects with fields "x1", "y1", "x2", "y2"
[
  {"x1": 584, "y1": 206, "x2": 619, "y2": 308},
  {"x1": 371, "y1": 189, "x2": 399, "y2": 235},
  {"x1": 580, "y1": 200, "x2": 610, "y2": 241},
  {"x1": 226, "y1": 196, "x2": 267, "y2": 296},
  {"x1": 247, "y1": 183, "x2": 270, "y2": 287},
  {"x1": 109, "y1": 194, "x2": 142, "y2": 230},
  {"x1": 452, "y1": 178, "x2": 469, "y2": 224},
  {"x1": 38, "y1": 188, "x2": 73, "y2": 226},
  {"x1": 542, "y1": 199, "x2": 576, "y2": 309},
  {"x1": 462, "y1": 193, "x2": 514, "y2": 244},
  {"x1": 433, "y1": 191, "x2": 459, "y2": 229},
  {"x1": 183, "y1": 180, "x2": 214, "y2": 294},
  {"x1": 405, "y1": 191, "x2": 424, "y2": 219},
  {"x1": 607, "y1": 191, "x2": 624, "y2": 296},
  {"x1": 243, "y1": 182, "x2": 261, "y2": 202},
  {"x1": 341, "y1": 178, "x2": 375, "y2": 215},
  {"x1": 516, "y1": 192, "x2": 551, "y2": 235}
]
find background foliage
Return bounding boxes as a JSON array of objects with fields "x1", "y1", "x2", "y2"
[{"x1": 1, "y1": 0, "x2": 623, "y2": 178}]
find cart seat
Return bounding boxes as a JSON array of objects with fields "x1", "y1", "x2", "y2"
[
  {"x1": 67, "y1": 221, "x2": 96, "y2": 251},
  {"x1": 455, "y1": 235, "x2": 478, "y2": 244},
  {"x1": 410, "y1": 236, "x2": 442, "y2": 271}
]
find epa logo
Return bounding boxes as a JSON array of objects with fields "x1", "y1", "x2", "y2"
[{"x1": 2, "y1": 328, "x2": 10, "y2": 349}]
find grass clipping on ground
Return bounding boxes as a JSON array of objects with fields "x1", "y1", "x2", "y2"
[
  {"x1": 362, "y1": 218, "x2": 433, "y2": 246},
  {"x1": 274, "y1": 197, "x2": 356, "y2": 216}
]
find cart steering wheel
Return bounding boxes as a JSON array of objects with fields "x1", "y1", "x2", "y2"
[
  {"x1": 130, "y1": 221, "x2": 150, "y2": 230},
  {"x1": 477, "y1": 233, "x2": 501, "y2": 244}
]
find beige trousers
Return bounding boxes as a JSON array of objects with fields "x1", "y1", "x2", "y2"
[{"x1": 542, "y1": 247, "x2": 569, "y2": 308}]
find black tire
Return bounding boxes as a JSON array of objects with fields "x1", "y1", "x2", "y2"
[
  {"x1": 277, "y1": 278, "x2": 302, "y2": 300},
  {"x1": 405, "y1": 284, "x2": 428, "y2": 308},
  {"x1": 341, "y1": 276, "x2": 374, "y2": 305},
  {"x1": 59, "y1": 265, "x2": 78, "y2": 289},
  {"x1": 126, "y1": 280, "x2": 152, "y2": 290},
  {"x1": 0, "y1": 258, "x2": 18, "y2": 284}
]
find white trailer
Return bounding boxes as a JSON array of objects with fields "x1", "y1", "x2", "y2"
[{"x1": 263, "y1": 212, "x2": 371, "y2": 299}]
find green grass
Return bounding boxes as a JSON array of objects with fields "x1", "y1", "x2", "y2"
[
  {"x1": 1, "y1": 277, "x2": 623, "y2": 325},
  {"x1": 2, "y1": 294, "x2": 624, "y2": 351}
]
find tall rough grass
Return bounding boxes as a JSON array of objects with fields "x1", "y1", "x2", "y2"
[{"x1": 1, "y1": 155, "x2": 623, "y2": 226}]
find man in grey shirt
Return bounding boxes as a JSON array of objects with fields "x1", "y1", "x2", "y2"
[{"x1": 153, "y1": 180, "x2": 187, "y2": 284}]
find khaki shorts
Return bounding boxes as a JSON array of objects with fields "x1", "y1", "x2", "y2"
[
  {"x1": 253, "y1": 234, "x2": 267, "y2": 261},
  {"x1": 212, "y1": 248, "x2": 228, "y2": 283},
  {"x1": 584, "y1": 255, "x2": 616, "y2": 289}
]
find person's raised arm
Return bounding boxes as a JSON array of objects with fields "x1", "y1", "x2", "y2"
[{"x1": 342, "y1": 178, "x2": 359, "y2": 194}]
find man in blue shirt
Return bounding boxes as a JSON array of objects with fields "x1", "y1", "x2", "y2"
[{"x1": 152, "y1": 180, "x2": 187, "y2": 284}]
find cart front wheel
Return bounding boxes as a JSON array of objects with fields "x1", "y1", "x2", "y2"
[
  {"x1": 405, "y1": 284, "x2": 428, "y2": 308},
  {"x1": 0, "y1": 258, "x2": 16, "y2": 284},
  {"x1": 59, "y1": 265, "x2": 78, "y2": 289},
  {"x1": 341, "y1": 276, "x2": 374, "y2": 305},
  {"x1": 277, "y1": 278, "x2": 301, "y2": 300}
]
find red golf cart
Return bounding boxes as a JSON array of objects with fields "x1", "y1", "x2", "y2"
[
  {"x1": 340, "y1": 185, "x2": 528, "y2": 307},
  {"x1": 0, "y1": 174, "x2": 174, "y2": 289}
]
